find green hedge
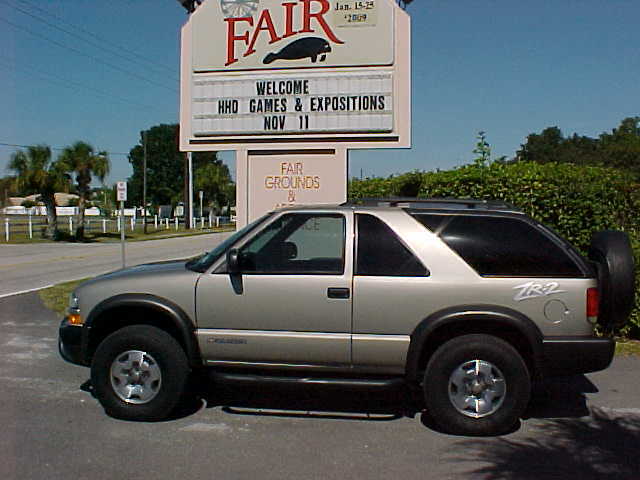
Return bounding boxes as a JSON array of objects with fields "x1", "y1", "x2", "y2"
[{"x1": 349, "y1": 162, "x2": 640, "y2": 336}]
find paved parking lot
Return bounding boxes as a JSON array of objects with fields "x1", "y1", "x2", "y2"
[{"x1": 1, "y1": 292, "x2": 639, "y2": 479}]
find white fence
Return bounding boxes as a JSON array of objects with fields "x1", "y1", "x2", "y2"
[{"x1": 2, "y1": 213, "x2": 232, "y2": 241}]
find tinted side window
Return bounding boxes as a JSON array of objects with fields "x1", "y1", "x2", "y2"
[
  {"x1": 356, "y1": 214, "x2": 428, "y2": 276},
  {"x1": 439, "y1": 216, "x2": 582, "y2": 277}
]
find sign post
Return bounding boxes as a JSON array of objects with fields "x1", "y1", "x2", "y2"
[{"x1": 117, "y1": 181, "x2": 127, "y2": 268}]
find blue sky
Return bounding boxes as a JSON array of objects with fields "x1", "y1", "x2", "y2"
[{"x1": 1, "y1": 0, "x2": 638, "y2": 185}]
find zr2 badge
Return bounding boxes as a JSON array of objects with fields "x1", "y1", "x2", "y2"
[{"x1": 513, "y1": 281, "x2": 566, "y2": 302}]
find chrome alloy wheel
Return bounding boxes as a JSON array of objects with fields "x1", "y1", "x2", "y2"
[
  {"x1": 448, "y1": 359, "x2": 506, "y2": 418},
  {"x1": 110, "y1": 350, "x2": 162, "y2": 404}
]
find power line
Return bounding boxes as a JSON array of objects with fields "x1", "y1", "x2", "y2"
[
  {"x1": 0, "y1": 142, "x2": 129, "y2": 157},
  {"x1": 1, "y1": 0, "x2": 179, "y2": 81},
  {"x1": 20, "y1": 0, "x2": 178, "y2": 75},
  {"x1": 0, "y1": 56, "x2": 160, "y2": 111},
  {"x1": 0, "y1": 16, "x2": 179, "y2": 93}
]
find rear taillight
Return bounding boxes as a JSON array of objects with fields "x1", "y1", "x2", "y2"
[{"x1": 587, "y1": 288, "x2": 599, "y2": 323}]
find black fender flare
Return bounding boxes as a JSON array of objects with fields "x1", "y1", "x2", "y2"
[
  {"x1": 82, "y1": 294, "x2": 201, "y2": 367},
  {"x1": 405, "y1": 305, "x2": 544, "y2": 383}
]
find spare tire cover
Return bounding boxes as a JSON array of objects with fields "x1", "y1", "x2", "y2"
[{"x1": 588, "y1": 231, "x2": 636, "y2": 329}]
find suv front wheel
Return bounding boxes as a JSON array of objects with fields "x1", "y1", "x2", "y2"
[
  {"x1": 423, "y1": 334, "x2": 531, "y2": 436},
  {"x1": 91, "y1": 325, "x2": 190, "y2": 421}
]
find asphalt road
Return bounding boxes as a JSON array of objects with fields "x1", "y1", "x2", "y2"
[
  {"x1": 0, "y1": 232, "x2": 231, "y2": 297},
  {"x1": 1, "y1": 292, "x2": 639, "y2": 479}
]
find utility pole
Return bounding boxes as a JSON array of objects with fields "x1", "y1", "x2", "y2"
[
  {"x1": 143, "y1": 131, "x2": 148, "y2": 233},
  {"x1": 188, "y1": 152, "x2": 194, "y2": 229},
  {"x1": 184, "y1": 152, "x2": 190, "y2": 229}
]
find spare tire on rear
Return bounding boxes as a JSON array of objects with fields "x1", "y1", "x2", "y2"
[{"x1": 588, "y1": 231, "x2": 636, "y2": 330}]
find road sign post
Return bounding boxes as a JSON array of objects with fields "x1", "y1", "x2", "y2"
[{"x1": 117, "y1": 181, "x2": 127, "y2": 268}]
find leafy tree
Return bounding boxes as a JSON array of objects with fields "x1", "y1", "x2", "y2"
[
  {"x1": 92, "y1": 186, "x2": 116, "y2": 216},
  {"x1": 473, "y1": 131, "x2": 491, "y2": 167},
  {"x1": 598, "y1": 117, "x2": 640, "y2": 174},
  {"x1": 128, "y1": 124, "x2": 184, "y2": 207},
  {"x1": 128, "y1": 123, "x2": 235, "y2": 213},
  {"x1": 194, "y1": 158, "x2": 234, "y2": 214},
  {"x1": 8, "y1": 145, "x2": 68, "y2": 239},
  {"x1": 0, "y1": 176, "x2": 18, "y2": 206},
  {"x1": 516, "y1": 126, "x2": 564, "y2": 163},
  {"x1": 516, "y1": 117, "x2": 640, "y2": 176},
  {"x1": 58, "y1": 141, "x2": 110, "y2": 240}
]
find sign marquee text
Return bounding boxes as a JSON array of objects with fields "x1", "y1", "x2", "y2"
[{"x1": 192, "y1": 71, "x2": 393, "y2": 136}]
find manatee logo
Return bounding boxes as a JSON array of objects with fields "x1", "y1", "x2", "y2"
[
  {"x1": 220, "y1": 0, "x2": 259, "y2": 18},
  {"x1": 263, "y1": 37, "x2": 331, "y2": 64}
]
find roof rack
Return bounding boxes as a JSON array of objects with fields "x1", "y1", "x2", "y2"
[{"x1": 343, "y1": 197, "x2": 520, "y2": 212}]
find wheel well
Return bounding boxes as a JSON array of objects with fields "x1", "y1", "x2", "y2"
[
  {"x1": 87, "y1": 305, "x2": 197, "y2": 365},
  {"x1": 414, "y1": 320, "x2": 536, "y2": 382}
]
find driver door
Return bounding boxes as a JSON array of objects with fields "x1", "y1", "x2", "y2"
[{"x1": 195, "y1": 212, "x2": 353, "y2": 369}]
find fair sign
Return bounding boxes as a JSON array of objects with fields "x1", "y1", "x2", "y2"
[
  {"x1": 192, "y1": 0, "x2": 394, "y2": 71},
  {"x1": 180, "y1": 0, "x2": 410, "y2": 149},
  {"x1": 247, "y1": 152, "x2": 347, "y2": 219}
]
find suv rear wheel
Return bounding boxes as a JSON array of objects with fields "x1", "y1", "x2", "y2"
[
  {"x1": 91, "y1": 325, "x2": 189, "y2": 421},
  {"x1": 423, "y1": 334, "x2": 531, "y2": 436}
]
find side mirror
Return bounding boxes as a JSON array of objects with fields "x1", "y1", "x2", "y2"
[{"x1": 227, "y1": 248, "x2": 240, "y2": 275}]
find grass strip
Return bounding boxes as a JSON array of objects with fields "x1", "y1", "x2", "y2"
[{"x1": 39, "y1": 279, "x2": 87, "y2": 317}]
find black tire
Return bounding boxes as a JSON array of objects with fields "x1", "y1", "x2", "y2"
[
  {"x1": 588, "y1": 231, "x2": 636, "y2": 330},
  {"x1": 423, "y1": 334, "x2": 531, "y2": 436},
  {"x1": 91, "y1": 325, "x2": 189, "y2": 421}
]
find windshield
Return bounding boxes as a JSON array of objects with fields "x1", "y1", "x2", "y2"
[{"x1": 185, "y1": 213, "x2": 272, "y2": 272}]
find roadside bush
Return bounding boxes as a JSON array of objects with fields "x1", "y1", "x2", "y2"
[{"x1": 349, "y1": 162, "x2": 640, "y2": 336}]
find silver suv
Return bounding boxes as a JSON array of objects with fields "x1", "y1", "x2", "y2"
[{"x1": 59, "y1": 199, "x2": 635, "y2": 435}]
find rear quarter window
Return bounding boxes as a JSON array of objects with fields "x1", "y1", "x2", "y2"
[{"x1": 414, "y1": 214, "x2": 584, "y2": 277}]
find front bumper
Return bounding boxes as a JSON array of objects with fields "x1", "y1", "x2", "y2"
[
  {"x1": 540, "y1": 336, "x2": 615, "y2": 377},
  {"x1": 58, "y1": 317, "x2": 88, "y2": 366}
]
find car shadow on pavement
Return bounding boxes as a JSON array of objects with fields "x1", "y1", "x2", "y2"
[
  {"x1": 524, "y1": 374, "x2": 597, "y2": 419},
  {"x1": 448, "y1": 406, "x2": 640, "y2": 479},
  {"x1": 81, "y1": 372, "x2": 602, "y2": 431},
  {"x1": 183, "y1": 373, "x2": 597, "y2": 428},
  {"x1": 194, "y1": 381, "x2": 419, "y2": 422}
]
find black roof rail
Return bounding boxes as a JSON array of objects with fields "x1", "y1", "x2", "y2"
[{"x1": 342, "y1": 197, "x2": 521, "y2": 212}]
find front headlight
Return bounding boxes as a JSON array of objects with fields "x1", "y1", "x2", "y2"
[
  {"x1": 69, "y1": 292, "x2": 79, "y2": 310},
  {"x1": 68, "y1": 292, "x2": 83, "y2": 325}
]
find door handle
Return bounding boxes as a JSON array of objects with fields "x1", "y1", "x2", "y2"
[{"x1": 327, "y1": 287, "x2": 350, "y2": 299}]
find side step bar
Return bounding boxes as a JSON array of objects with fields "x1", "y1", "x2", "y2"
[{"x1": 209, "y1": 371, "x2": 405, "y2": 390}]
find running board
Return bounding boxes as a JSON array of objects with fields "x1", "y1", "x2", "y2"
[{"x1": 209, "y1": 371, "x2": 405, "y2": 390}]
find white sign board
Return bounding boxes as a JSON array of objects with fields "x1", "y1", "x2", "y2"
[
  {"x1": 180, "y1": 0, "x2": 410, "y2": 150},
  {"x1": 116, "y1": 181, "x2": 127, "y2": 202},
  {"x1": 55, "y1": 207, "x2": 78, "y2": 216},
  {"x1": 247, "y1": 151, "x2": 347, "y2": 220}
]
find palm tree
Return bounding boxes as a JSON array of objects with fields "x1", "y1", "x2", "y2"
[
  {"x1": 59, "y1": 141, "x2": 110, "y2": 240},
  {"x1": 8, "y1": 145, "x2": 68, "y2": 239}
]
